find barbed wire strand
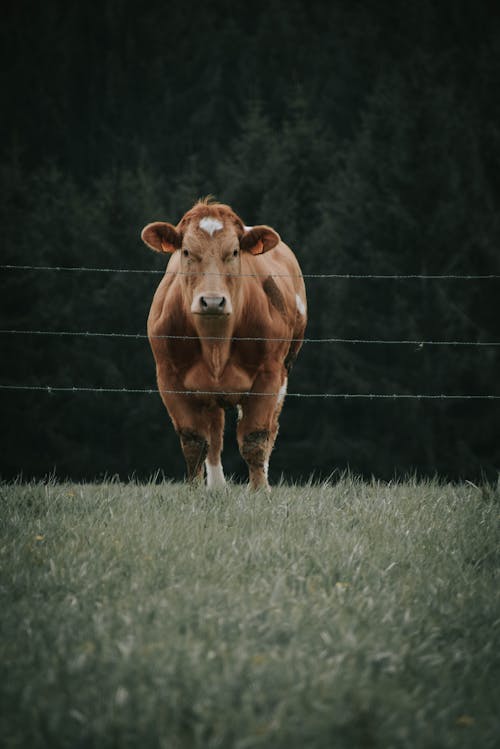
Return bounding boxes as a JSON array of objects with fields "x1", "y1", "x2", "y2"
[
  {"x1": 2, "y1": 266, "x2": 498, "y2": 400},
  {"x1": 0, "y1": 384, "x2": 498, "y2": 400},
  {"x1": 1, "y1": 264, "x2": 499, "y2": 280},
  {"x1": 1, "y1": 328, "x2": 499, "y2": 346}
]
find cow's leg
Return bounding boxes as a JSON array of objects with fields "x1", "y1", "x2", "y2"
[
  {"x1": 205, "y1": 406, "x2": 226, "y2": 489},
  {"x1": 237, "y1": 372, "x2": 283, "y2": 490},
  {"x1": 268, "y1": 374, "x2": 287, "y2": 455},
  {"x1": 158, "y1": 388, "x2": 210, "y2": 483},
  {"x1": 178, "y1": 425, "x2": 209, "y2": 483}
]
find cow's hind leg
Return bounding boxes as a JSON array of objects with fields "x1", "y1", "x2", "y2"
[{"x1": 205, "y1": 406, "x2": 226, "y2": 489}]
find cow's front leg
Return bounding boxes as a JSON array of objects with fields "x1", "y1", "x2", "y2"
[
  {"x1": 178, "y1": 426, "x2": 208, "y2": 483},
  {"x1": 240, "y1": 427, "x2": 272, "y2": 490},
  {"x1": 158, "y1": 385, "x2": 210, "y2": 484},
  {"x1": 237, "y1": 372, "x2": 282, "y2": 490}
]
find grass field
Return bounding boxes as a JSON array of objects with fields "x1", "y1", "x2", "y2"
[{"x1": 1, "y1": 477, "x2": 499, "y2": 748}]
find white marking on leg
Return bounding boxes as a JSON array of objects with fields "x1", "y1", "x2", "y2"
[
  {"x1": 236, "y1": 405, "x2": 243, "y2": 422},
  {"x1": 199, "y1": 217, "x2": 223, "y2": 236},
  {"x1": 205, "y1": 460, "x2": 226, "y2": 489},
  {"x1": 263, "y1": 459, "x2": 269, "y2": 481},
  {"x1": 296, "y1": 293, "x2": 306, "y2": 316},
  {"x1": 277, "y1": 378, "x2": 287, "y2": 407}
]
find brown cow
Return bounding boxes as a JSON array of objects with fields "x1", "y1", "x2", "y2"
[{"x1": 141, "y1": 199, "x2": 307, "y2": 490}]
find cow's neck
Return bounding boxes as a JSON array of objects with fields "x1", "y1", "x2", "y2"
[{"x1": 195, "y1": 318, "x2": 233, "y2": 381}]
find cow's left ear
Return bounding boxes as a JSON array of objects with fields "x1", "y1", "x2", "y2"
[
  {"x1": 141, "y1": 222, "x2": 182, "y2": 253},
  {"x1": 240, "y1": 225, "x2": 280, "y2": 255}
]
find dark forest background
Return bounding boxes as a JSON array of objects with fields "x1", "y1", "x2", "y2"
[{"x1": 1, "y1": 0, "x2": 499, "y2": 482}]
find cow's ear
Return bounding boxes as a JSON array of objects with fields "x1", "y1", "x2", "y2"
[
  {"x1": 141, "y1": 222, "x2": 181, "y2": 253},
  {"x1": 240, "y1": 225, "x2": 280, "y2": 255}
]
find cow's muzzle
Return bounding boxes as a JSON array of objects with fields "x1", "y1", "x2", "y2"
[{"x1": 191, "y1": 293, "x2": 232, "y2": 315}]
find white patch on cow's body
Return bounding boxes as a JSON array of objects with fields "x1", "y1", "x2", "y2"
[
  {"x1": 296, "y1": 293, "x2": 306, "y2": 316},
  {"x1": 244, "y1": 225, "x2": 253, "y2": 232},
  {"x1": 199, "y1": 216, "x2": 224, "y2": 236},
  {"x1": 205, "y1": 460, "x2": 226, "y2": 489},
  {"x1": 277, "y1": 378, "x2": 287, "y2": 406}
]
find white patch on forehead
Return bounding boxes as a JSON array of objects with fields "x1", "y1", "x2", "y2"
[
  {"x1": 199, "y1": 216, "x2": 224, "y2": 236},
  {"x1": 296, "y1": 293, "x2": 306, "y2": 316},
  {"x1": 277, "y1": 378, "x2": 287, "y2": 406}
]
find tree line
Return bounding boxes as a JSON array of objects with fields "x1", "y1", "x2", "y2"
[{"x1": 1, "y1": 0, "x2": 499, "y2": 481}]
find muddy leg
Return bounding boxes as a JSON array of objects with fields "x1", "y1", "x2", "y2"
[
  {"x1": 178, "y1": 428, "x2": 208, "y2": 483},
  {"x1": 239, "y1": 428, "x2": 272, "y2": 490},
  {"x1": 157, "y1": 382, "x2": 210, "y2": 484},
  {"x1": 237, "y1": 373, "x2": 284, "y2": 490}
]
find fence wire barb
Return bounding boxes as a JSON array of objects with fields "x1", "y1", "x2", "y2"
[
  {"x1": 1, "y1": 328, "x2": 499, "y2": 346},
  {"x1": 1, "y1": 264, "x2": 500, "y2": 280},
  {"x1": 0, "y1": 384, "x2": 499, "y2": 400}
]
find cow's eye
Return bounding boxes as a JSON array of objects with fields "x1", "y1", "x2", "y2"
[
  {"x1": 233, "y1": 249, "x2": 239, "y2": 257},
  {"x1": 182, "y1": 249, "x2": 189, "y2": 257}
]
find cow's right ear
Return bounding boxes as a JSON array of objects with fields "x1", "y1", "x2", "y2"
[
  {"x1": 141, "y1": 222, "x2": 182, "y2": 253},
  {"x1": 240, "y1": 225, "x2": 280, "y2": 255}
]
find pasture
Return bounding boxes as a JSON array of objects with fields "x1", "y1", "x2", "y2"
[{"x1": 1, "y1": 477, "x2": 499, "y2": 748}]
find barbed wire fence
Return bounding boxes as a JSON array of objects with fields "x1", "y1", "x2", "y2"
[
  {"x1": 2, "y1": 264, "x2": 500, "y2": 279},
  {"x1": 1, "y1": 263, "x2": 499, "y2": 400}
]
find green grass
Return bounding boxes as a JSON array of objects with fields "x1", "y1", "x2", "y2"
[{"x1": 1, "y1": 477, "x2": 499, "y2": 748}]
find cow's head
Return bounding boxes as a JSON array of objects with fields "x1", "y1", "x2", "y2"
[{"x1": 141, "y1": 201, "x2": 280, "y2": 320}]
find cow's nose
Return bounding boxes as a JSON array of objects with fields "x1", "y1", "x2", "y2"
[{"x1": 200, "y1": 295, "x2": 226, "y2": 312}]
